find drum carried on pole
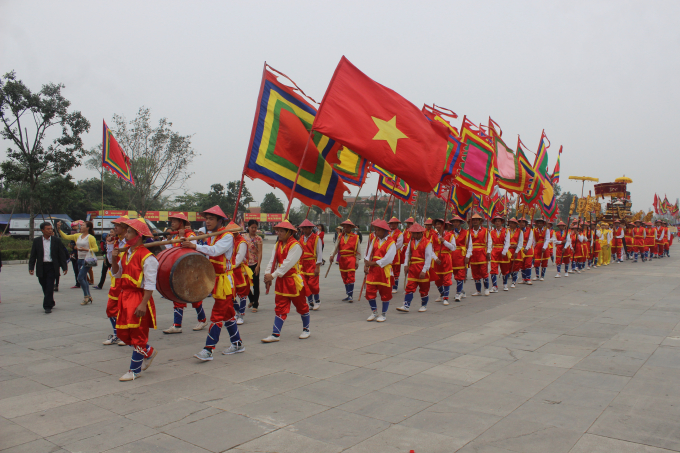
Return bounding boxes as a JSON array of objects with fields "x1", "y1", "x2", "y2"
[{"x1": 155, "y1": 247, "x2": 216, "y2": 303}]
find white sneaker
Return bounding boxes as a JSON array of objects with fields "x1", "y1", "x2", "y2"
[
  {"x1": 443, "y1": 299, "x2": 450, "y2": 305},
  {"x1": 367, "y1": 312, "x2": 377, "y2": 322},
  {"x1": 119, "y1": 371, "x2": 139, "y2": 382},
  {"x1": 163, "y1": 325, "x2": 182, "y2": 334},
  {"x1": 435, "y1": 296, "x2": 442, "y2": 302},
  {"x1": 396, "y1": 305, "x2": 410, "y2": 312},
  {"x1": 103, "y1": 335, "x2": 120, "y2": 345},
  {"x1": 532, "y1": 276, "x2": 538, "y2": 281},
  {"x1": 222, "y1": 342, "x2": 245, "y2": 354},
  {"x1": 503, "y1": 285, "x2": 509, "y2": 291},
  {"x1": 511, "y1": 282, "x2": 516, "y2": 288},
  {"x1": 194, "y1": 349, "x2": 213, "y2": 361},
  {"x1": 526, "y1": 281, "x2": 533, "y2": 285},
  {"x1": 454, "y1": 293, "x2": 462, "y2": 302},
  {"x1": 418, "y1": 306, "x2": 427, "y2": 312},
  {"x1": 312, "y1": 302, "x2": 320, "y2": 311},
  {"x1": 471, "y1": 291, "x2": 481, "y2": 296},
  {"x1": 484, "y1": 289, "x2": 490, "y2": 296},
  {"x1": 261, "y1": 335, "x2": 280, "y2": 343},
  {"x1": 540, "y1": 277, "x2": 544, "y2": 281},
  {"x1": 577, "y1": 269, "x2": 581, "y2": 274},
  {"x1": 565, "y1": 272, "x2": 569, "y2": 277},
  {"x1": 376, "y1": 315, "x2": 386, "y2": 322},
  {"x1": 142, "y1": 349, "x2": 157, "y2": 371},
  {"x1": 555, "y1": 274, "x2": 561, "y2": 278},
  {"x1": 462, "y1": 292, "x2": 467, "y2": 298},
  {"x1": 117, "y1": 339, "x2": 126, "y2": 346},
  {"x1": 236, "y1": 316, "x2": 244, "y2": 325},
  {"x1": 391, "y1": 289, "x2": 398, "y2": 294},
  {"x1": 491, "y1": 287, "x2": 498, "y2": 293},
  {"x1": 299, "y1": 330, "x2": 311, "y2": 339},
  {"x1": 193, "y1": 321, "x2": 208, "y2": 331}
]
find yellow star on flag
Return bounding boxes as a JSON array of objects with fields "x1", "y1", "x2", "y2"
[{"x1": 372, "y1": 115, "x2": 408, "y2": 154}]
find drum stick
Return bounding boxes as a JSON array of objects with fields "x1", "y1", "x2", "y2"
[{"x1": 119, "y1": 230, "x2": 232, "y2": 251}]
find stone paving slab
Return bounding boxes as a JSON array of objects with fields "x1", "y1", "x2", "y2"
[{"x1": 1, "y1": 238, "x2": 679, "y2": 452}]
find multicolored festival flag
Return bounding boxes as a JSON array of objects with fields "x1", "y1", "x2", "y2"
[
  {"x1": 551, "y1": 145, "x2": 562, "y2": 184},
  {"x1": 489, "y1": 121, "x2": 534, "y2": 196},
  {"x1": 654, "y1": 194, "x2": 660, "y2": 215},
  {"x1": 377, "y1": 174, "x2": 416, "y2": 205},
  {"x1": 244, "y1": 68, "x2": 349, "y2": 216},
  {"x1": 455, "y1": 117, "x2": 496, "y2": 196},
  {"x1": 312, "y1": 56, "x2": 450, "y2": 192},
  {"x1": 333, "y1": 146, "x2": 369, "y2": 187},
  {"x1": 422, "y1": 105, "x2": 465, "y2": 185},
  {"x1": 529, "y1": 131, "x2": 557, "y2": 219},
  {"x1": 102, "y1": 120, "x2": 134, "y2": 185}
]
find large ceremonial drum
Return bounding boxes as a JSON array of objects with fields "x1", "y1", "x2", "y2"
[{"x1": 155, "y1": 247, "x2": 216, "y2": 303}]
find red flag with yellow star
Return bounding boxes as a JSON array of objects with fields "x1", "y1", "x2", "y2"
[{"x1": 312, "y1": 56, "x2": 450, "y2": 192}]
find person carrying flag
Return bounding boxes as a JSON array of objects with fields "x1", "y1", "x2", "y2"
[
  {"x1": 449, "y1": 215, "x2": 469, "y2": 301},
  {"x1": 387, "y1": 217, "x2": 404, "y2": 294},
  {"x1": 397, "y1": 223, "x2": 434, "y2": 313},
  {"x1": 611, "y1": 219, "x2": 624, "y2": 263},
  {"x1": 110, "y1": 219, "x2": 158, "y2": 381},
  {"x1": 532, "y1": 218, "x2": 551, "y2": 281},
  {"x1": 262, "y1": 220, "x2": 311, "y2": 342},
  {"x1": 364, "y1": 219, "x2": 397, "y2": 322},
  {"x1": 554, "y1": 221, "x2": 572, "y2": 277},
  {"x1": 183, "y1": 206, "x2": 245, "y2": 361},
  {"x1": 299, "y1": 219, "x2": 322, "y2": 310},
  {"x1": 466, "y1": 213, "x2": 492, "y2": 296},
  {"x1": 518, "y1": 217, "x2": 534, "y2": 285},
  {"x1": 423, "y1": 218, "x2": 435, "y2": 242},
  {"x1": 162, "y1": 213, "x2": 208, "y2": 334},
  {"x1": 101, "y1": 216, "x2": 128, "y2": 346},
  {"x1": 632, "y1": 219, "x2": 646, "y2": 262},
  {"x1": 431, "y1": 218, "x2": 455, "y2": 304},
  {"x1": 329, "y1": 219, "x2": 361, "y2": 302},
  {"x1": 508, "y1": 218, "x2": 524, "y2": 286},
  {"x1": 489, "y1": 215, "x2": 511, "y2": 292},
  {"x1": 231, "y1": 227, "x2": 254, "y2": 324}
]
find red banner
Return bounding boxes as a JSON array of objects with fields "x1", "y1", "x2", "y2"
[
  {"x1": 244, "y1": 213, "x2": 284, "y2": 222},
  {"x1": 594, "y1": 183, "x2": 627, "y2": 198},
  {"x1": 87, "y1": 210, "x2": 206, "y2": 221}
]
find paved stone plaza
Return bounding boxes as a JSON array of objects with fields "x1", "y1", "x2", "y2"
[{"x1": 1, "y1": 238, "x2": 680, "y2": 453}]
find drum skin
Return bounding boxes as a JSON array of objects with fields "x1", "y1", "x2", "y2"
[{"x1": 156, "y1": 247, "x2": 216, "y2": 303}]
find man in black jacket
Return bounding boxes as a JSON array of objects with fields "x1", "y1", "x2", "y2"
[{"x1": 29, "y1": 222, "x2": 68, "y2": 313}]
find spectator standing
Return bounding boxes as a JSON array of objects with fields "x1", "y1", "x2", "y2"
[
  {"x1": 244, "y1": 220, "x2": 263, "y2": 312},
  {"x1": 95, "y1": 230, "x2": 114, "y2": 290},
  {"x1": 68, "y1": 241, "x2": 79, "y2": 287},
  {"x1": 57, "y1": 220, "x2": 99, "y2": 305},
  {"x1": 29, "y1": 222, "x2": 68, "y2": 313}
]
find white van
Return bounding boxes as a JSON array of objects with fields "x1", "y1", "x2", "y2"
[{"x1": 9, "y1": 216, "x2": 73, "y2": 237}]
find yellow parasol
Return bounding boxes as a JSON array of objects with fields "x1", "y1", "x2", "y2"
[
  {"x1": 568, "y1": 176, "x2": 599, "y2": 197},
  {"x1": 615, "y1": 176, "x2": 633, "y2": 184}
]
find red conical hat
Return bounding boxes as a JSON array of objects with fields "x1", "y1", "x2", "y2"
[
  {"x1": 450, "y1": 215, "x2": 464, "y2": 222},
  {"x1": 112, "y1": 215, "x2": 129, "y2": 225},
  {"x1": 508, "y1": 217, "x2": 519, "y2": 224},
  {"x1": 299, "y1": 219, "x2": 316, "y2": 228},
  {"x1": 408, "y1": 223, "x2": 426, "y2": 233},
  {"x1": 201, "y1": 205, "x2": 227, "y2": 219},
  {"x1": 518, "y1": 217, "x2": 528, "y2": 222},
  {"x1": 224, "y1": 221, "x2": 244, "y2": 233},
  {"x1": 371, "y1": 219, "x2": 390, "y2": 230},
  {"x1": 274, "y1": 220, "x2": 297, "y2": 231},
  {"x1": 557, "y1": 221, "x2": 566, "y2": 226},
  {"x1": 122, "y1": 218, "x2": 152, "y2": 237},
  {"x1": 434, "y1": 218, "x2": 446, "y2": 224},
  {"x1": 168, "y1": 212, "x2": 189, "y2": 222},
  {"x1": 614, "y1": 219, "x2": 620, "y2": 223},
  {"x1": 388, "y1": 217, "x2": 401, "y2": 223},
  {"x1": 471, "y1": 213, "x2": 483, "y2": 220},
  {"x1": 340, "y1": 219, "x2": 356, "y2": 227},
  {"x1": 404, "y1": 217, "x2": 415, "y2": 223},
  {"x1": 535, "y1": 217, "x2": 546, "y2": 223},
  {"x1": 424, "y1": 218, "x2": 433, "y2": 225},
  {"x1": 492, "y1": 214, "x2": 505, "y2": 221}
]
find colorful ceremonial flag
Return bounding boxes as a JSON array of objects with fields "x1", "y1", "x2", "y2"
[
  {"x1": 371, "y1": 164, "x2": 396, "y2": 180},
  {"x1": 334, "y1": 146, "x2": 369, "y2": 187},
  {"x1": 422, "y1": 106, "x2": 465, "y2": 185},
  {"x1": 377, "y1": 174, "x2": 416, "y2": 205},
  {"x1": 654, "y1": 194, "x2": 660, "y2": 215},
  {"x1": 102, "y1": 120, "x2": 134, "y2": 185},
  {"x1": 551, "y1": 146, "x2": 562, "y2": 184},
  {"x1": 532, "y1": 131, "x2": 557, "y2": 219},
  {"x1": 244, "y1": 68, "x2": 349, "y2": 216},
  {"x1": 519, "y1": 138, "x2": 544, "y2": 207},
  {"x1": 313, "y1": 56, "x2": 450, "y2": 192},
  {"x1": 489, "y1": 123, "x2": 534, "y2": 196},
  {"x1": 455, "y1": 117, "x2": 496, "y2": 196},
  {"x1": 452, "y1": 186, "x2": 474, "y2": 216}
]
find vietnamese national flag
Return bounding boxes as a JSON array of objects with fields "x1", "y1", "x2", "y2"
[{"x1": 313, "y1": 56, "x2": 450, "y2": 192}]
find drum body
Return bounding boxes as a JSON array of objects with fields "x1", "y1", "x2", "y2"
[{"x1": 156, "y1": 247, "x2": 216, "y2": 303}]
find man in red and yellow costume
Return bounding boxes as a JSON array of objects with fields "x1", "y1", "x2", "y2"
[
  {"x1": 401, "y1": 217, "x2": 414, "y2": 276},
  {"x1": 507, "y1": 218, "x2": 524, "y2": 286},
  {"x1": 299, "y1": 219, "x2": 322, "y2": 310},
  {"x1": 162, "y1": 213, "x2": 207, "y2": 334},
  {"x1": 624, "y1": 221, "x2": 634, "y2": 260},
  {"x1": 430, "y1": 218, "x2": 456, "y2": 304},
  {"x1": 632, "y1": 219, "x2": 646, "y2": 262},
  {"x1": 518, "y1": 217, "x2": 534, "y2": 284},
  {"x1": 262, "y1": 220, "x2": 310, "y2": 342},
  {"x1": 364, "y1": 219, "x2": 396, "y2": 322},
  {"x1": 466, "y1": 213, "x2": 492, "y2": 296},
  {"x1": 231, "y1": 227, "x2": 254, "y2": 324},
  {"x1": 111, "y1": 219, "x2": 158, "y2": 381},
  {"x1": 553, "y1": 221, "x2": 571, "y2": 277},
  {"x1": 611, "y1": 219, "x2": 624, "y2": 263},
  {"x1": 532, "y1": 218, "x2": 551, "y2": 281},
  {"x1": 387, "y1": 217, "x2": 404, "y2": 294},
  {"x1": 645, "y1": 222, "x2": 657, "y2": 260},
  {"x1": 103, "y1": 216, "x2": 129, "y2": 346},
  {"x1": 397, "y1": 223, "x2": 433, "y2": 313},
  {"x1": 449, "y1": 215, "x2": 469, "y2": 301},
  {"x1": 489, "y1": 215, "x2": 511, "y2": 292},
  {"x1": 423, "y1": 218, "x2": 435, "y2": 242},
  {"x1": 329, "y1": 219, "x2": 361, "y2": 302},
  {"x1": 183, "y1": 206, "x2": 244, "y2": 361}
]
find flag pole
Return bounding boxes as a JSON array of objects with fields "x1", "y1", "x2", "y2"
[
  {"x1": 100, "y1": 162, "x2": 104, "y2": 234},
  {"x1": 285, "y1": 127, "x2": 315, "y2": 218}
]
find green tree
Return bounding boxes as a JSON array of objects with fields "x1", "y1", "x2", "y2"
[
  {"x1": 109, "y1": 107, "x2": 196, "y2": 217},
  {"x1": 172, "y1": 181, "x2": 253, "y2": 218},
  {"x1": 0, "y1": 71, "x2": 90, "y2": 239},
  {"x1": 261, "y1": 192, "x2": 284, "y2": 214}
]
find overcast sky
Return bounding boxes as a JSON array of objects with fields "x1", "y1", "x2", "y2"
[{"x1": 2, "y1": 0, "x2": 678, "y2": 212}]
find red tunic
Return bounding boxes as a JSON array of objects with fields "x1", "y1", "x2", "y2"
[
  {"x1": 646, "y1": 228, "x2": 657, "y2": 248},
  {"x1": 231, "y1": 234, "x2": 253, "y2": 297},
  {"x1": 274, "y1": 236, "x2": 305, "y2": 298},
  {"x1": 106, "y1": 235, "x2": 125, "y2": 318},
  {"x1": 389, "y1": 229, "x2": 403, "y2": 267},
  {"x1": 490, "y1": 228, "x2": 509, "y2": 275},
  {"x1": 632, "y1": 227, "x2": 646, "y2": 249},
  {"x1": 338, "y1": 233, "x2": 360, "y2": 273},
  {"x1": 554, "y1": 230, "x2": 571, "y2": 265},
  {"x1": 401, "y1": 230, "x2": 412, "y2": 263},
  {"x1": 406, "y1": 237, "x2": 431, "y2": 282},
  {"x1": 299, "y1": 233, "x2": 320, "y2": 294},
  {"x1": 366, "y1": 236, "x2": 396, "y2": 287},
  {"x1": 115, "y1": 247, "x2": 157, "y2": 346},
  {"x1": 612, "y1": 227, "x2": 623, "y2": 248},
  {"x1": 469, "y1": 228, "x2": 489, "y2": 265},
  {"x1": 533, "y1": 227, "x2": 549, "y2": 265}
]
